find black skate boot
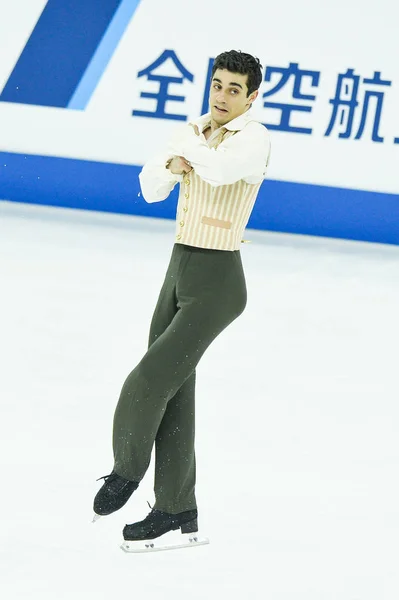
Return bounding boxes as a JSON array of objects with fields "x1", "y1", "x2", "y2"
[
  {"x1": 121, "y1": 507, "x2": 209, "y2": 552},
  {"x1": 93, "y1": 470, "x2": 139, "y2": 521},
  {"x1": 123, "y1": 507, "x2": 198, "y2": 540}
]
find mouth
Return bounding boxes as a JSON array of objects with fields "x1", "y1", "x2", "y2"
[{"x1": 214, "y1": 106, "x2": 228, "y2": 115}]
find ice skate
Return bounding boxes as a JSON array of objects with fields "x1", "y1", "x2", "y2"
[
  {"x1": 120, "y1": 507, "x2": 209, "y2": 553},
  {"x1": 92, "y1": 470, "x2": 138, "y2": 521}
]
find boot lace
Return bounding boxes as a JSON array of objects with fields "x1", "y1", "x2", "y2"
[{"x1": 96, "y1": 472, "x2": 127, "y2": 492}]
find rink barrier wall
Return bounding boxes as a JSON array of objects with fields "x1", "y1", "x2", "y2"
[{"x1": 1, "y1": 150, "x2": 398, "y2": 245}]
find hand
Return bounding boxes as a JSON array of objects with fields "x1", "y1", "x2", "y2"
[{"x1": 167, "y1": 156, "x2": 192, "y2": 175}]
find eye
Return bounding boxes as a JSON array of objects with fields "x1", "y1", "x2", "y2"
[
  {"x1": 231, "y1": 89, "x2": 238, "y2": 95},
  {"x1": 213, "y1": 84, "x2": 221, "y2": 90}
]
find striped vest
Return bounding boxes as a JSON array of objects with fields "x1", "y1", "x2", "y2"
[{"x1": 174, "y1": 128, "x2": 263, "y2": 251}]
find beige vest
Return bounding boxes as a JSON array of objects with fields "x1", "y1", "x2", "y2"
[{"x1": 174, "y1": 128, "x2": 263, "y2": 251}]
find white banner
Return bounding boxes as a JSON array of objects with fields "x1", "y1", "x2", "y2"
[{"x1": 0, "y1": 0, "x2": 398, "y2": 195}]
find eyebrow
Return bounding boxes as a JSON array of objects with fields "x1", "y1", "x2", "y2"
[{"x1": 212, "y1": 77, "x2": 243, "y2": 90}]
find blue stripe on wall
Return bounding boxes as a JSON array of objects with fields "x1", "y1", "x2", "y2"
[
  {"x1": 0, "y1": 0, "x2": 123, "y2": 108},
  {"x1": 68, "y1": 0, "x2": 142, "y2": 110},
  {"x1": 0, "y1": 151, "x2": 398, "y2": 245}
]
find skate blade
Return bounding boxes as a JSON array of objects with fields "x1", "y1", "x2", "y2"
[
  {"x1": 120, "y1": 532, "x2": 210, "y2": 553},
  {"x1": 92, "y1": 513, "x2": 102, "y2": 523}
]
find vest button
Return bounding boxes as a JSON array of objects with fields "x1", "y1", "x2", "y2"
[
  {"x1": 184, "y1": 179, "x2": 190, "y2": 185},
  {"x1": 177, "y1": 235, "x2": 182, "y2": 240},
  {"x1": 183, "y1": 207, "x2": 188, "y2": 212},
  {"x1": 184, "y1": 193, "x2": 189, "y2": 199}
]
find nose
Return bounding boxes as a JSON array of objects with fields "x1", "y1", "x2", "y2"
[{"x1": 215, "y1": 91, "x2": 226, "y2": 104}]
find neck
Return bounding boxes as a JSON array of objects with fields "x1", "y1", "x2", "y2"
[{"x1": 210, "y1": 118, "x2": 221, "y2": 133}]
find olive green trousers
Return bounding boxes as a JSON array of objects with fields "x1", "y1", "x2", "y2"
[{"x1": 112, "y1": 243, "x2": 247, "y2": 513}]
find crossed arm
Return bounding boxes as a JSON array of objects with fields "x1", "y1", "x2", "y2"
[{"x1": 139, "y1": 122, "x2": 270, "y2": 203}]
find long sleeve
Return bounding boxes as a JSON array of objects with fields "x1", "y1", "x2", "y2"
[
  {"x1": 168, "y1": 121, "x2": 271, "y2": 188},
  {"x1": 138, "y1": 151, "x2": 183, "y2": 204}
]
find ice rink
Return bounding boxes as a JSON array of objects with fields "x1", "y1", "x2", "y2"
[{"x1": 1, "y1": 200, "x2": 398, "y2": 600}]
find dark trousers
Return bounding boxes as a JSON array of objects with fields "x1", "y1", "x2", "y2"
[{"x1": 112, "y1": 243, "x2": 247, "y2": 513}]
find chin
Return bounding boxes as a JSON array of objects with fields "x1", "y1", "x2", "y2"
[{"x1": 212, "y1": 111, "x2": 228, "y2": 124}]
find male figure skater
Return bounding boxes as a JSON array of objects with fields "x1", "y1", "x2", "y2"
[{"x1": 93, "y1": 50, "x2": 271, "y2": 548}]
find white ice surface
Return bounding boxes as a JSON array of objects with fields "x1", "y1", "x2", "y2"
[{"x1": 1, "y1": 200, "x2": 398, "y2": 600}]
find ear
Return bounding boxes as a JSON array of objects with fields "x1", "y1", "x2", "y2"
[{"x1": 246, "y1": 89, "x2": 259, "y2": 106}]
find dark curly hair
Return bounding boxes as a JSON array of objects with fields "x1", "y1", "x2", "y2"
[{"x1": 211, "y1": 50, "x2": 263, "y2": 96}]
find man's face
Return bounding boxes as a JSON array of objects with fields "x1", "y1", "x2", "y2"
[{"x1": 209, "y1": 68, "x2": 258, "y2": 126}]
